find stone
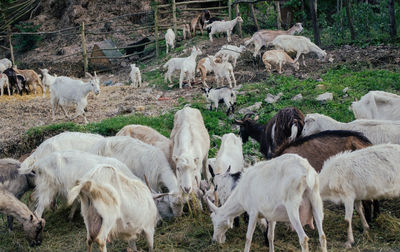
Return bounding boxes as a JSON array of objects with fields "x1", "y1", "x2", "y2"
[
  {"x1": 316, "y1": 84, "x2": 326, "y2": 90},
  {"x1": 265, "y1": 92, "x2": 283, "y2": 104},
  {"x1": 291, "y1": 93, "x2": 303, "y2": 101},
  {"x1": 316, "y1": 92, "x2": 333, "y2": 102},
  {"x1": 238, "y1": 102, "x2": 262, "y2": 114},
  {"x1": 343, "y1": 87, "x2": 349, "y2": 93}
]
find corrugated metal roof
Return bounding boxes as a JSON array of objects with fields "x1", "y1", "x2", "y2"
[{"x1": 92, "y1": 39, "x2": 123, "y2": 62}]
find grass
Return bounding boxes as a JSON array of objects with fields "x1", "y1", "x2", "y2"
[{"x1": 2, "y1": 49, "x2": 400, "y2": 251}]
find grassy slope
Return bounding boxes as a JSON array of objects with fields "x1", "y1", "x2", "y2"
[{"x1": 1, "y1": 66, "x2": 400, "y2": 251}]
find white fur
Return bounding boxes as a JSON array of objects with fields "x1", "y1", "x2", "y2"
[
  {"x1": 170, "y1": 107, "x2": 210, "y2": 194},
  {"x1": 202, "y1": 87, "x2": 236, "y2": 114},
  {"x1": 215, "y1": 44, "x2": 246, "y2": 67},
  {"x1": 271, "y1": 35, "x2": 327, "y2": 66},
  {"x1": 40, "y1": 69, "x2": 58, "y2": 98},
  {"x1": 319, "y1": 144, "x2": 400, "y2": 248},
  {"x1": 67, "y1": 164, "x2": 158, "y2": 252},
  {"x1": 50, "y1": 72, "x2": 100, "y2": 124},
  {"x1": 129, "y1": 64, "x2": 142, "y2": 88},
  {"x1": 208, "y1": 55, "x2": 236, "y2": 88},
  {"x1": 350, "y1": 91, "x2": 400, "y2": 120},
  {"x1": 206, "y1": 16, "x2": 243, "y2": 42},
  {"x1": 262, "y1": 49, "x2": 299, "y2": 73},
  {"x1": 0, "y1": 73, "x2": 10, "y2": 96},
  {"x1": 302, "y1": 113, "x2": 400, "y2": 145},
  {"x1": 163, "y1": 58, "x2": 185, "y2": 84},
  {"x1": 165, "y1": 28, "x2": 176, "y2": 54},
  {"x1": 207, "y1": 154, "x2": 327, "y2": 252},
  {"x1": 0, "y1": 58, "x2": 12, "y2": 73},
  {"x1": 179, "y1": 46, "x2": 202, "y2": 89},
  {"x1": 196, "y1": 57, "x2": 213, "y2": 87}
]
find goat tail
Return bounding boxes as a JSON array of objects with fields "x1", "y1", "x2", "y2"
[
  {"x1": 244, "y1": 36, "x2": 254, "y2": 46},
  {"x1": 19, "y1": 156, "x2": 36, "y2": 175},
  {"x1": 67, "y1": 180, "x2": 90, "y2": 205}
]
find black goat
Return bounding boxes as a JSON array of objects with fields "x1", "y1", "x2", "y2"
[
  {"x1": 3, "y1": 68, "x2": 28, "y2": 95},
  {"x1": 125, "y1": 37, "x2": 151, "y2": 57},
  {"x1": 235, "y1": 107, "x2": 305, "y2": 159}
]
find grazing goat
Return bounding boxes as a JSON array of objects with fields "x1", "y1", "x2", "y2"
[
  {"x1": 3, "y1": 68, "x2": 28, "y2": 95},
  {"x1": 319, "y1": 144, "x2": 400, "y2": 248},
  {"x1": 0, "y1": 158, "x2": 35, "y2": 231},
  {"x1": 245, "y1": 23, "x2": 304, "y2": 57},
  {"x1": 170, "y1": 107, "x2": 210, "y2": 194},
  {"x1": 50, "y1": 72, "x2": 100, "y2": 124},
  {"x1": 19, "y1": 150, "x2": 135, "y2": 219},
  {"x1": 165, "y1": 28, "x2": 176, "y2": 54},
  {"x1": 21, "y1": 131, "x2": 104, "y2": 173},
  {"x1": 126, "y1": 37, "x2": 151, "y2": 56},
  {"x1": 0, "y1": 58, "x2": 12, "y2": 73},
  {"x1": 0, "y1": 73, "x2": 10, "y2": 96},
  {"x1": 235, "y1": 107, "x2": 305, "y2": 159},
  {"x1": 196, "y1": 57, "x2": 213, "y2": 87},
  {"x1": 179, "y1": 46, "x2": 202, "y2": 89},
  {"x1": 116, "y1": 124, "x2": 173, "y2": 168},
  {"x1": 207, "y1": 154, "x2": 327, "y2": 252},
  {"x1": 40, "y1": 69, "x2": 57, "y2": 98},
  {"x1": 90, "y1": 136, "x2": 183, "y2": 218},
  {"x1": 201, "y1": 87, "x2": 236, "y2": 115},
  {"x1": 271, "y1": 35, "x2": 327, "y2": 66},
  {"x1": 262, "y1": 49, "x2": 299, "y2": 74},
  {"x1": 14, "y1": 68, "x2": 44, "y2": 95},
  {"x1": 206, "y1": 16, "x2": 243, "y2": 42},
  {"x1": 163, "y1": 57, "x2": 186, "y2": 84},
  {"x1": 208, "y1": 55, "x2": 236, "y2": 88},
  {"x1": 350, "y1": 90, "x2": 400, "y2": 120},
  {"x1": 181, "y1": 24, "x2": 191, "y2": 40},
  {"x1": 129, "y1": 64, "x2": 142, "y2": 88},
  {"x1": 215, "y1": 44, "x2": 246, "y2": 68},
  {"x1": 0, "y1": 189, "x2": 45, "y2": 247},
  {"x1": 68, "y1": 164, "x2": 158, "y2": 252},
  {"x1": 301, "y1": 113, "x2": 400, "y2": 145}
]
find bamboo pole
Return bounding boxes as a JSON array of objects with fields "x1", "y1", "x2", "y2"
[
  {"x1": 228, "y1": 0, "x2": 232, "y2": 20},
  {"x1": 172, "y1": 0, "x2": 177, "y2": 35},
  {"x1": 81, "y1": 22, "x2": 88, "y2": 74},
  {"x1": 154, "y1": 7, "x2": 160, "y2": 57},
  {"x1": 250, "y1": 3, "x2": 259, "y2": 31},
  {"x1": 235, "y1": 4, "x2": 242, "y2": 37}
]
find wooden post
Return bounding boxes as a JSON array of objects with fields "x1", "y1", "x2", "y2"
[
  {"x1": 250, "y1": 4, "x2": 259, "y2": 31},
  {"x1": 81, "y1": 22, "x2": 88, "y2": 74},
  {"x1": 228, "y1": 0, "x2": 232, "y2": 20},
  {"x1": 154, "y1": 6, "x2": 160, "y2": 57},
  {"x1": 235, "y1": 4, "x2": 242, "y2": 37},
  {"x1": 275, "y1": 1, "x2": 281, "y2": 29},
  {"x1": 344, "y1": 0, "x2": 355, "y2": 41},
  {"x1": 309, "y1": 0, "x2": 321, "y2": 45},
  {"x1": 172, "y1": 0, "x2": 177, "y2": 35},
  {"x1": 388, "y1": 0, "x2": 397, "y2": 40},
  {"x1": 7, "y1": 27, "x2": 14, "y2": 67}
]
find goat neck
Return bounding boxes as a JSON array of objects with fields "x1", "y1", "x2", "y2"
[{"x1": 245, "y1": 119, "x2": 265, "y2": 143}]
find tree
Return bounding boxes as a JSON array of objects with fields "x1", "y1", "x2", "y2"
[
  {"x1": 388, "y1": 0, "x2": 397, "y2": 40},
  {"x1": 309, "y1": 0, "x2": 321, "y2": 45},
  {"x1": 344, "y1": 0, "x2": 355, "y2": 41}
]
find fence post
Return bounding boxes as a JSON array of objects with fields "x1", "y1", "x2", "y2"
[
  {"x1": 250, "y1": 3, "x2": 259, "y2": 31},
  {"x1": 154, "y1": 6, "x2": 160, "y2": 57},
  {"x1": 235, "y1": 4, "x2": 242, "y2": 37},
  {"x1": 228, "y1": 0, "x2": 232, "y2": 20},
  {"x1": 81, "y1": 22, "x2": 88, "y2": 74},
  {"x1": 7, "y1": 27, "x2": 15, "y2": 67},
  {"x1": 172, "y1": 0, "x2": 177, "y2": 35},
  {"x1": 275, "y1": 1, "x2": 281, "y2": 29}
]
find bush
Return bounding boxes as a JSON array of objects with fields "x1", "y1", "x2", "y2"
[{"x1": 14, "y1": 22, "x2": 42, "y2": 52}]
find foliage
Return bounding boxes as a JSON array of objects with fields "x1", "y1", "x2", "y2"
[{"x1": 14, "y1": 22, "x2": 42, "y2": 52}]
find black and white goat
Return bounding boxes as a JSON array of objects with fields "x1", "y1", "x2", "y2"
[{"x1": 201, "y1": 87, "x2": 236, "y2": 115}]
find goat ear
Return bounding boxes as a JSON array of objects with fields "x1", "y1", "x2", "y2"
[
  {"x1": 30, "y1": 214, "x2": 33, "y2": 222},
  {"x1": 207, "y1": 197, "x2": 218, "y2": 212},
  {"x1": 208, "y1": 164, "x2": 215, "y2": 178},
  {"x1": 254, "y1": 115, "x2": 259, "y2": 121},
  {"x1": 201, "y1": 88, "x2": 206, "y2": 93},
  {"x1": 94, "y1": 71, "x2": 97, "y2": 77},
  {"x1": 234, "y1": 119, "x2": 243, "y2": 125},
  {"x1": 85, "y1": 72, "x2": 93, "y2": 78}
]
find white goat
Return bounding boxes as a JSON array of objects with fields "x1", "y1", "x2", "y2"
[
  {"x1": 90, "y1": 136, "x2": 183, "y2": 218},
  {"x1": 20, "y1": 132, "x2": 104, "y2": 173},
  {"x1": 129, "y1": 64, "x2": 142, "y2": 88},
  {"x1": 18, "y1": 150, "x2": 135, "y2": 219},
  {"x1": 179, "y1": 46, "x2": 202, "y2": 89},
  {"x1": 68, "y1": 164, "x2": 158, "y2": 252},
  {"x1": 206, "y1": 16, "x2": 243, "y2": 42},
  {"x1": 302, "y1": 113, "x2": 400, "y2": 145},
  {"x1": 50, "y1": 72, "x2": 100, "y2": 124},
  {"x1": 0, "y1": 58, "x2": 12, "y2": 73},
  {"x1": 271, "y1": 35, "x2": 327, "y2": 66},
  {"x1": 207, "y1": 154, "x2": 327, "y2": 252},
  {"x1": 165, "y1": 28, "x2": 176, "y2": 54},
  {"x1": 262, "y1": 49, "x2": 299, "y2": 73},
  {"x1": 215, "y1": 44, "x2": 246, "y2": 67},
  {"x1": 319, "y1": 144, "x2": 400, "y2": 248},
  {"x1": 201, "y1": 87, "x2": 236, "y2": 115},
  {"x1": 0, "y1": 73, "x2": 10, "y2": 96},
  {"x1": 170, "y1": 107, "x2": 210, "y2": 194},
  {"x1": 40, "y1": 69, "x2": 57, "y2": 98},
  {"x1": 163, "y1": 58, "x2": 185, "y2": 84},
  {"x1": 208, "y1": 55, "x2": 236, "y2": 88},
  {"x1": 350, "y1": 91, "x2": 400, "y2": 120}
]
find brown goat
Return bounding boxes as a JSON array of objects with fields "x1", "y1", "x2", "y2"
[
  {"x1": 273, "y1": 130, "x2": 378, "y2": 223},
  {"x1": 0, "y1": 189, "x2": 45, "y2": 247},
  {"x1": 13, "y1": 68, "x2": 44, "y2": 95}
]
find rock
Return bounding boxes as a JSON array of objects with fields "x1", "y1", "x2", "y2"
[
  {"x1": 265, "y1": 92, "x2": 283, "y2": 104},
  {"x1": 121, "y1": 61, "x2": 128, "y2": 67},
  {"x1": 316, "y1": 84, "x2": 326, "y2": 90},
  {"x1": 238, "y1": 101, "x2": 262, "y2": 114},
  {"x1": 344, "y1": 45, "x2": 352, "y2": 50},
  {"x1": 343, "y1": 94, "x2": 349, "y2": 98},
  {"x1": 56, "y1": 48, "x2": 65, "y2": 55},
  {"x1": 135, "y1": 106, "x2": 145, "y2": 112},
  {"x1": 291, "y1": 94, "x2": 303, "y2": 101},
  {"x1": 316, "y1": 78, "x2": 323, "y2": 82},
  {"x1": 103, "y1": 80, "x2": 113, "y2": 86},
  {"x1": 114, "y1": 82, "x2": 124, "y2": 87},
  {"x1": 316, "y1": 92, "x2": 333, "y2": 102},
  {"x1": 343, "y1": 87, "x2": 349, "y2": 93},
  {"x1": 328, "y1": 57, "x2": 334, "y2": 63}
]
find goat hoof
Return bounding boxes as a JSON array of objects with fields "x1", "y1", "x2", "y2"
[{"x1": 345, "y1": 241, "x2": 352, "y2": 249}]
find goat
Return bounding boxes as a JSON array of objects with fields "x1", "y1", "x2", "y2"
[
  {"x1": 3, "y1": 68, "x2": 28, "y2": 95},
  {"x1": 181, "y1": 24, "x2": 191, "y2": 40},
  {"x1": 207, "y1": 154, "x2": 327, "y2": 252},
  {"x1": 196, "y1": 57, "x2": 213, "y2": 87},
  {"x1": 301, "y1": 113, "x2": 400, "y2": 145},
  {"x1": 19, "y1": 150, "x2": 135, "y2": 219},
  {"x1": 170, "y1": 107, "x2": 210, "y2": 194},
  {"x1": 126, "y1": 37, "x2": 151, "y2": 56},
  {"x1": 207, "y1": 55, "x2": 236, "y2": 88},
  {"x1": 191, "y1": 10, "x2": 210, "y2": 36},
  {"x1": 90, "y1": 136, "x2": 184, "y2": 218},
  {"x1": 319, "y1": 144, "x2": 400, "y2": 248},
  {"x1": 0, "y1": 73, "x2": 10, "y2": 96},
  {"x1": 235, "y1": 107, "x2": 305, "y2": 159},
  {"x1": 14, "y1": 68, "x2": 44, "y2": 95},
  {"x1": 206, "y1": 16, "x2": 243, "y2": 42},
  {"x1": 179, "y1": 46, "x2": 202, "y2": 89},
  {"x1": 40, "y1": 68, "x2": 57, "y2": 98},
  {"x1": 271, "y1": 35, "x2": 327, "y2": 66},
  {"x1": 0, "y1": 58, "x2": 12, "y2": 73},
  {"x1": 350, "y1": 90, "x2": 400, "y2": 120},
  {"x1": 68, "y1": 164, "x2": 158, "y2": 252},
  {"x1": 165, "y1": 28, "x2": 176, "y2": 54},
  {"x1": 262, "y1": 49, "x2": 299, "y2": 73},
  {"x1": 245, "y1": 23, "x2": 303, "y2": 58},
  {"x1": 215, "y1": 44, "x2": 246, "y2": 68},
  {"x1": 163, "y1": 57, "x2": 186, "y2": 84},
  {"x1": 0, "y1": 189, "x2": 45, "y2": 247},
  {"x1": 201, "y1": 87, "x2": 236, "y2": 115},
  {"x1": 205, "y1": 17, "x2": 222, "y2": 34},
  {"x1": 129, "y1": 64, "x2": 142, "y2": 88},
  {"x1": 50, "y1": 72, "x2": 100, "y2": 124},
  {"x1": 0, "y1": 158, "x2": 35, "y2": 231}
]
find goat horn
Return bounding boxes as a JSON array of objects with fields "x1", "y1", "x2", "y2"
[
  {"x1": 144, "y1": 175, "x2": 156, "y2": 194},
  {"x1": 243, "y1": 112, "x2": 256, "y2": 119},
  {"x1": 213, "y1": 189, "x2": 219, "y2": 207},
  {"x1": 153, "y1": 193, "x2": 170, "y2": 200}
]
